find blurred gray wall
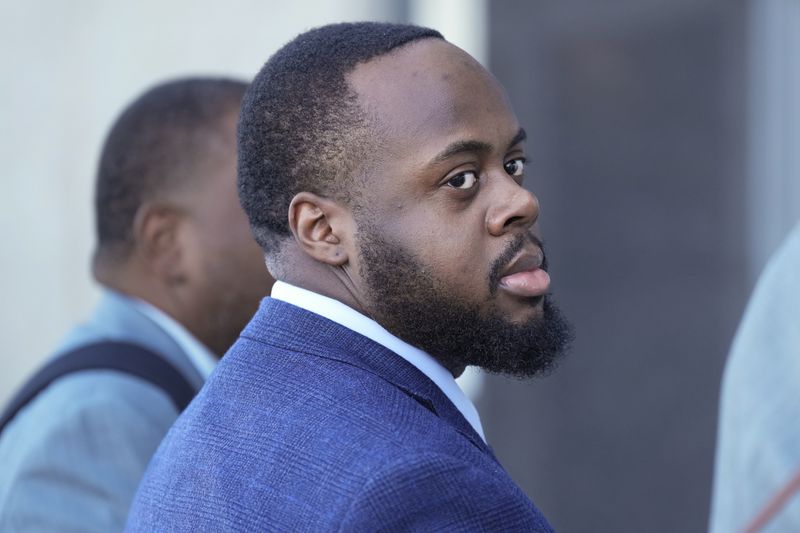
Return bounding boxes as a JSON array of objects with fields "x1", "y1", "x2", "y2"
[{"x1": 480, "y1": 1, "x2": 750, "y2": 531}]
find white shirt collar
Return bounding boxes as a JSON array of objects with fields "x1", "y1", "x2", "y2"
[
  {"x1": 130, "y1": 298, "x2": 217, "y2": 380},
  {"x1": 271, "y1": 281, "x2": 485, "y2": 442}
]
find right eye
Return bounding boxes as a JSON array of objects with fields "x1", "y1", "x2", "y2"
[
  {"x1": 447, "y1": 171, "x2": 478, "y2": 190},
  {"x1": 504, "y1": 157, "x2": 526, "y2": 178}
]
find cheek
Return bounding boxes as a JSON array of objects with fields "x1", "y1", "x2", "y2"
[
  {"x1": 370, "y1": 196, "x2": 493, "y2": 290},
  {"x1": 429, "y1": 245, "x2": 488, "y2": 292},
  {"x1": 390, "y1": 223, "x2": 488, "y2": 291}
]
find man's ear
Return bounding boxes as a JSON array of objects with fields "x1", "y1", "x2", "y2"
[
  {"x1": 132, "y1": 202, "x2": 187, "y2": 285},
  {"x1": 288, "y1": 192, "x2": 352, "y2": 266}
]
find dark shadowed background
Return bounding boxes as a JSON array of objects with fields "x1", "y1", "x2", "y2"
[{"x1": 480, "y1": 1, "x2": 799, "y2": 532}]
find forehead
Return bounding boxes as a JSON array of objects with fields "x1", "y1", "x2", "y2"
[{"x1": 347, "y1": 39, "x2": 519, "y2": 158}]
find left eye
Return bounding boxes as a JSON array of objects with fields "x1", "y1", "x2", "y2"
[
  {"x1": 504, "y1": 158, "x2": 525, "y2": 177},
  {"x1": 447, "y1": 171, "x2": 478, "y2": 190}
]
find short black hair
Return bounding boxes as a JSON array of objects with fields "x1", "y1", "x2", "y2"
[
  {"x1": 238, "y1": 22, "x2": 443, "y2": 252},
  {"x1": 95, "y1": 77, "x2": 247, "y2": 259}
]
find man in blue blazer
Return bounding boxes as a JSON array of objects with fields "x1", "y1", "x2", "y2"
[{"x1": 127, "y1": 23, "x2": 572, "y2": 531}]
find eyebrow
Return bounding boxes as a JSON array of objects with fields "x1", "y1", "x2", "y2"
[
  {"x1": 509, "y1": 127, "x2": 527, "y2": 148},
  {"x1": 429, "y1": 127, "x2": 527, "y2": 165}
]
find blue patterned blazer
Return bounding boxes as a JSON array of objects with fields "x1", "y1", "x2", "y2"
[{"x1": 126, "y1": 298, "x2": 554, "y2": 531}]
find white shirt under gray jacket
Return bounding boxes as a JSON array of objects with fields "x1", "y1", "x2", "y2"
[
  {"x1": 710, "y1": 223, "x2": 800, "y2": 533},
  {"x1": 0, "y1": 290, "x2": 214, "y2": 532}
]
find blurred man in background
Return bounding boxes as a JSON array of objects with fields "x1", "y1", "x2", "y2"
[
  {"x1": 710, "y1": 223, "x2": 800, "y2": 533},
  {"x1": 0, "y1": 77, "x2": 273, "y2": 531}
]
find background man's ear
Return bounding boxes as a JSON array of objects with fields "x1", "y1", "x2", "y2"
[
  {"x1": 132, "y1": 202, "x2": 187, "y2": 284},
  {"x1": 288, "y1": 192, "x2": 353, "y2": 266}
]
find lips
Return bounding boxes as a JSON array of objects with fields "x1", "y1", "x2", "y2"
[{"x1": 498, "y1": 249, "x2": 551, "y2": 298}]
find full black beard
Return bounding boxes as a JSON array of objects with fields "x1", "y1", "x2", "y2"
[{"x1": 357, "y1": 225, "x2": 574, "y2": 378}]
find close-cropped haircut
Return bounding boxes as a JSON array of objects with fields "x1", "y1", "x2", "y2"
[
  {"x1": 94, "y1": 77, "x2": 247, "y2": 259},
  {"x1": 238, "y1": 22, "x2": 443, "y2": 252}
]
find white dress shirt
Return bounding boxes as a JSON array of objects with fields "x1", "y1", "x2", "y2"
[
  {"x1": 271, "y1": 281, "x2": 486, "y2": 442},
  {"x1": 131, "y1": 298, "x2": 217, "y2": 379}
]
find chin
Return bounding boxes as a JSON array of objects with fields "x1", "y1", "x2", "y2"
[{"x1": 496, "y1": 294, "x2": 545, "y2": 323}]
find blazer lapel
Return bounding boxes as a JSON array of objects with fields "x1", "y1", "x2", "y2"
[{"x1": 242, "y1": 298, "x2": 492, "y2": 455}]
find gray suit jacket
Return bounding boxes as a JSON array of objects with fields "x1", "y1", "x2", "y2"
[{"x1": 0, "y1": 290, "x2": 204, "y2": 532}]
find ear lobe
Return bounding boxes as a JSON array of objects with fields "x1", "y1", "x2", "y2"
[
  {"x1": 132, "y1": 202, "x2": 186, "y2": 284},
  {"x1": 289, "y1": 192, "x2": 351, "y2": 266}
]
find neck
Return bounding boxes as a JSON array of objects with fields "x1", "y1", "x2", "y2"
[{"x1": 273, "y1": 242, "x2": 371, "y2": 319}]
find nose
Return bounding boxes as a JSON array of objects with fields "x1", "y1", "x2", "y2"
[{"x1": 486, "y1": 179, "x2": 540, "y2": 236}]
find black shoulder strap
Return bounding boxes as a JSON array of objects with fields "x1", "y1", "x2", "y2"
[{"x1": 0, "y1": 341, "x2": 196, "y2": 434}]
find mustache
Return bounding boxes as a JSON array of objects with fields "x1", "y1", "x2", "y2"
[{"x1": 488, "y1": 233, "x2": 548, "y2": 294}]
